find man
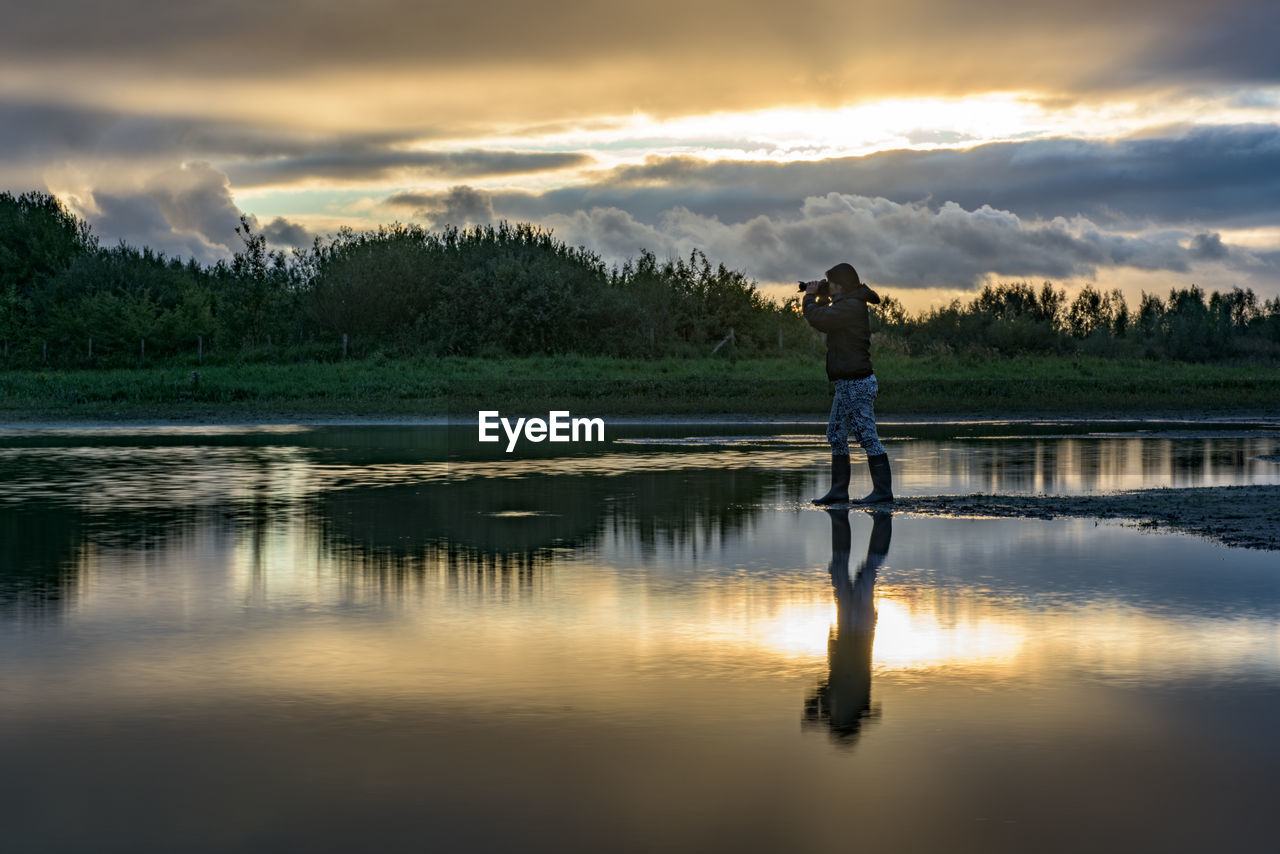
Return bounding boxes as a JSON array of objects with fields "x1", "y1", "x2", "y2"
[{"x1": 802, "y1": 262, "x2": 892, "y2": 504}]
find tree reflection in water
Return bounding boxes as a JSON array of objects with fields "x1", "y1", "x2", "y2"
[
  {"x1": 0, "y1": 500, "x2": 84, "y2": 619},
  {"x1": 313, "y1": 467, "x2": 813, "y2": 589}
]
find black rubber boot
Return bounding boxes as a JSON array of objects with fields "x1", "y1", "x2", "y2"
[
  {"x1": 853, "y1": 453, "x2": 893, "y2": 504},
  {"x1": 811, "y1": 454, "x2": 851, "y2": 505}
]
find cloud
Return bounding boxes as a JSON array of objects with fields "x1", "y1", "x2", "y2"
[
  {"x1": 536, "y1": 194, "x2": 1237, "y2": 288},
  {"x1": 387, "y1": 186, "x2": 496, "y2": 228},
  {"x1": 90, "y1": 192, "x2": 229, "y2": 263},
  {"x1": 142, "y1": 162, "x2": 242, "y2": 247},
  {"x1": 1129, "y1": 2, "x2": 1280, "y2": 89},
  {"x1": 0, "y1": 102, "x2": 115, "y2": 160},
  {"x1": 1189, "y1": 232, "x2": 1229, "y2": 260},
  {"x1": 3, "y1": 1, "x2": 1276, "y2": 132},
  {"x1": 84, "y1": 162, "x2": 305, "y2": 261},
  {"x1": 85, "y1": 161, "x2": 244, "y2": 263},
  {"x1": 0, "y1": 97, "x2": 591, "y2": 194},
  {"x1": 0, "y1": 99, "x2": 348, "y2": 163},
  {"x1": 258, "y1": 216, "x2": 313, "y2": 248},
  {"x1": 496, "y1": 125, "x2": 1280, "y2": 230},
  {"x1": 226, "y1": 149, "x2": 590, "y2": 188}
]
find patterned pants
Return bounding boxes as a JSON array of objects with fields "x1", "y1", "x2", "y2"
[{"x1": 826, "y1": 375, "x2": 885, "y2": 457}]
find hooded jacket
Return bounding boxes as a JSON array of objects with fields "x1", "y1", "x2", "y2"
[{"x1": 802, "y1": 283, "x2": 881, "y2": 381}]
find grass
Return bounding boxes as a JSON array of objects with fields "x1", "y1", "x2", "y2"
[{"x1": 1, "y1": 353, "x2": 1278, "y2": 420}]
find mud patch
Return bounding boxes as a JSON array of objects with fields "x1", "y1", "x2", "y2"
[{"x1": 895, "y1": 485, "x2": 1280, "y2": 550}]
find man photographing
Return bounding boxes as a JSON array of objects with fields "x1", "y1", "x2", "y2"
[{"x1": 801, "y1": 263, "x2": 893, "y2": 505}]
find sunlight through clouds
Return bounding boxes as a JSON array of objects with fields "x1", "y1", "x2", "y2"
[{"x1": 432, "y1": 88, "x2": 1280, "y2": 176}]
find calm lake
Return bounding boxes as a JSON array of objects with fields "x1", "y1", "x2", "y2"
[{"x1": 3, "y1": 421, "x2": 1279, "y2": 853}]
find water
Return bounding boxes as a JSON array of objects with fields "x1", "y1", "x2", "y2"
[{"x1": 2, "y1": 422, "x2": 1279, "y2": 853}]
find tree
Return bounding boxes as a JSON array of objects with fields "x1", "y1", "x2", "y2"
[
  {"x1": 1135, "y1": 291, "x2": 1164, "y2": 339},
  {"x1": 1066, "y1": 285, "x2": 1109, "y2": 338},
  {"x1": 0, "y1": 190, "x2": 97, "y2": 299},
  {"x1": 1165, "y1": 285, "x2": 1211, "y2": 360}
]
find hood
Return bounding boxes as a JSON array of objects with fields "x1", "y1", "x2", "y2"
[{"x1": 848, "y1": 283, "x2": 880, "y2": 304}]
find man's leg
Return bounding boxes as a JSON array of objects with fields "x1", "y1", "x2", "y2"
[
  {"x1": 848, "y1": 376, "x2": 893, "y2": 504},
  {"x1": 812, "y1": 384, "x2": 854, "y2": 505}
]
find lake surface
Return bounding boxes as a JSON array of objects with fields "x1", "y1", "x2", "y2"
[{"x1": 2, "y1": 421, "x2": 1279, "y2": 853}]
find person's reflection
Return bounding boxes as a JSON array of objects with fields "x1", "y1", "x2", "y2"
[{"x1": 803, "y1": 509, "x2": 892, "y2": 746}]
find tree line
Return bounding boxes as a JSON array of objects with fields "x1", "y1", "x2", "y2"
[
  {"x1": 3, "y1": 190, "x2": 1278, "y2": 366},
  {"x1": 872, "y1": 279, "x2": 1280, "y2": 362}
]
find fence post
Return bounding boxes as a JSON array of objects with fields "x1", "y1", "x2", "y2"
[
  {"x1": 42, "y1": 341, "x2": 47, "y2": 362},
  {"x1": 88, "y1": 337, "x2": 93, "y2": 359},
  {"x1": 342, "y1": 333, "x2": 348, "y2": 359},
  {"x1": 777, "y1": 325, "x2": 783, "y2": 350},
  {"x1": 198, "y1": 335, "x2": 203, "y2": 365},
  {"x1": 140, "y1": 338, "x2": 145, "y2": 365}
]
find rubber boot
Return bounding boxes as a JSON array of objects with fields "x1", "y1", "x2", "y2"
[
  {"x1": 811, "y1": 454, "x2": 851, "y2": 505},
  {"x1": 853, "y1": 453, "x2": 893, "y2": 504}
]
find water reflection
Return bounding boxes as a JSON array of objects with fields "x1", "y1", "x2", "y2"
[
  {"x1": 804, "y1": 510, "x2": 891, "y2": 745},
  {"x1": 0, "y1": 500, "x2": 83, "y2": 617},
  {"x1": 1, "y1": 424, "x2": 1277, "y2": 624},
  {"x1": 898, "y1": 435, "x2": 1280, "y2": 495},
  {"x1": 315, "y1": 467, "x2": 814, "y2": 579}
]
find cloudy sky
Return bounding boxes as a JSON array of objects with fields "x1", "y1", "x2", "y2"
[{"x1": 6, "y1": 0, "x2": 1280, "y2": 308}]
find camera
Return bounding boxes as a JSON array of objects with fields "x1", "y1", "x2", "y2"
[{"x1": 798, "y1": 279, "x2": 830, "y2": 297}]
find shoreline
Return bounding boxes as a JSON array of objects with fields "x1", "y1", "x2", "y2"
[{"x1": 3, "y1": 410, "x2": 1280, "y2": 431}]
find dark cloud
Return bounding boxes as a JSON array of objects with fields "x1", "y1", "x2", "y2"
[
  {"x1": 0, "y1": 99, "x2": 349, "y2": 161},
  {"x1": 143, "y1": 162, "x2": 242, "y2": 247},
  {"x1": 0, "y1": 102, "x2": 116, "y2": 159},
  {"x1": 0, "y1": 97, "x2": 589, "y2": 189},
  {"x1": 496, "y1": 125, "x2": 1280, "y2": 229},
  {"x1": 1189, "y1": 232, "x2": 1229, "y2": 260},
  {"x1": 86, "y1": 163, "x2": 250, "y2": 263},
  {"x1": 90, "y1": 193, "x2": 228, "y2": 263},
  {"x1": 226, "y1": 150, "x2": 590, "y2": 188},
  {"x1": 2, "y1": 1, "x2": 1273, "y2": 115},
  {"x1": 1130, "y1": 3, "x2": 1280, "y2": 89},
  {"x1": 388, "y1": 186, "x2": 496, "y2": 228},
  {"x1": 259, "y1": 216, "x2": 313, "y2": 248}
]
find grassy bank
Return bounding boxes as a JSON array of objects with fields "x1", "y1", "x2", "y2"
[{"x1": 2, "y1": 354, "x2": 1278, "y2": 421}]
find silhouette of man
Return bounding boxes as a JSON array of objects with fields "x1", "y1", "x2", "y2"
[{"x1": 803, "y1": 263, "x2": 893, "y2": 505}]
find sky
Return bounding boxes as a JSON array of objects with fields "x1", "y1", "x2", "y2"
[{"x1": 5, "y1": 0, "x2": 1280, "y2": 310}]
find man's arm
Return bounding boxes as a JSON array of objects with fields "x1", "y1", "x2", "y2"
[{"x1": 803, "y1": 293, "x2": 855, "y2": 333}]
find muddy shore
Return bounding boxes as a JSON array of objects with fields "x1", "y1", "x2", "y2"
[{"x1": 893, "y1": 484, "x2": 1280, "y2": 550}]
